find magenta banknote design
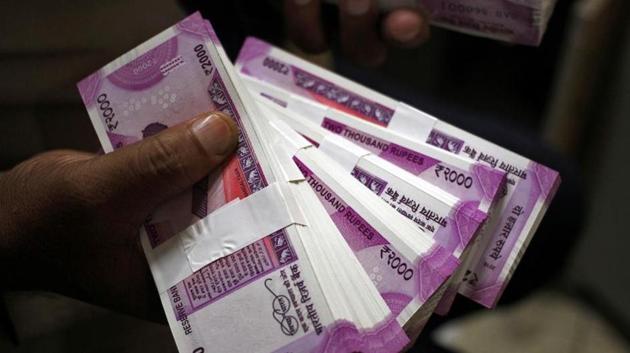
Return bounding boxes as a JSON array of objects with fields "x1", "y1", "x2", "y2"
[
  {"x1": 351, "y1": 166, "x2": 486, "y2": 258},
  {"x1": 79, "y1": 13, "x2": 415, "y2": 353},
  {"x1": 319, "y1": 117, "x2": 506, "y2": 214},
  {"x1": 78, "y1": 13, "x2": 268, "y2": 247},
  {"x1": 326, "y1": 0, "x2": 558, "y2": 45},
  {"x1": 420, "y1": 0, "x2": 557, "y2": 45},
  {"x1": 236, "y1": 38, "x2": 560, "y2": 307},
  {"x1": 293, "y1": 156, "x2": 458, "y2": 324}
]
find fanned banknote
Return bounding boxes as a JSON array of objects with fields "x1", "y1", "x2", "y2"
[
  {"x1": 79, "y1": 13, "x2": 413, "y2": 353},
  {"x1": 254, "y1": 80, "x2": 490, "y2": 259},
  {"x1": 236, "y1": 37, "x2": 560, "y2": 308},
  {"x1": 263, "y1": 111, "x2": 459, "y2": 333},
  {"x1": 77, "y1": 9, "x2": 563, "y2": 353},
  {"x1": 254, "y1": 91, "x2": 492, "y2": 314},
  {"x1": 78, "y1": 15, "x2": 274, "y2": 248}
]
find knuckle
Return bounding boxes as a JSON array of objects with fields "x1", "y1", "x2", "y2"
[{"x1": 137, "y1": 135, "x2": 187, "y2": 183}]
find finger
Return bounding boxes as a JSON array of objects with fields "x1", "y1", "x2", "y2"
[
  {"x1": 338, "y1": 0, "x2": 387, "y2": 67},
  {"x1": 90, "y1": 111, "x2": 239, "y2": 208},
  {"x1": 382, "y1": 8, "x2": 430, "y2": 48},
  {"x1": 284, "y1": 0, "x2": 327, "y2": 53}
]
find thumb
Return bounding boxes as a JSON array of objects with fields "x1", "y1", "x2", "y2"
[{"x1": 92, "y1": 111, "x2": 239, "y2": 209}]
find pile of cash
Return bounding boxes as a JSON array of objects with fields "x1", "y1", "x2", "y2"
[
  {"x1": 326, "y1": 0, "x2": 560, "y2": 45},
  {"x1": 78, "y1": 13, "x2": 560, "y2": 353}
]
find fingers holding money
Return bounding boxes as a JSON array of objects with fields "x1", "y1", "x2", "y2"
[
  {"x1": 90, "y1": 111, "x2": 239, "y2": 210},
  {"x1": 284, "y1": 0, "x2": 430, "y2": 67},
  {"x1": 0, "y1": 111, "x2": 239, "y2": 319}
]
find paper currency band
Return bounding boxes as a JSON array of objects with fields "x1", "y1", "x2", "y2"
[
  {"x1": 261, "y1": 102, "x2": 370, "y2": 176},
  {"x1": 244, "y1": 73, "x2": 437, "y2": 155},
  {"x1": 388, "y1": 102, "x2": 437, "y2": 142},
  {"x1": 146, "y1": 181, "x2": 307, "y2": 293},
  {"x1": 318, "y1": 134, "x2": 370, "y2": 174}
]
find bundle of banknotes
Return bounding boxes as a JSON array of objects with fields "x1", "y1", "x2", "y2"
[
  {"x1": 78, "y1": 13, "x2": 560, "y2": 353},
  {"x1": 326, "y1": 0, "x2": 559, "y2": 45}
]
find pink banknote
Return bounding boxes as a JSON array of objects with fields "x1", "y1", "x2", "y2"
[
  {"x1": 327, "y1": 0, "x2": 558, "y2": 45},
  {"x1": 420, "y1": 0, "x2": 558, "y2": 45},
  {"x1": 78, "y1": 14, "x2": 269, "y2": 247},
  {"x1": 236, "y1": 38, "x2": 561, "y2": 307}
]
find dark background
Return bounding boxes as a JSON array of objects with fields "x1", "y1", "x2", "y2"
[{"x1": 1, "y1": 0, "x2": 629, "y2": 352}]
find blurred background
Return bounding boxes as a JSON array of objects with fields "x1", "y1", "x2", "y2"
[{"x1": 1, "y1": 0, "x2": 629, "y2": 352}]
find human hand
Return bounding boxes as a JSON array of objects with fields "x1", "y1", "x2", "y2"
[
  {"x1": 284, "y1": 0, "x2": 430, "y2": 67},
  {"x1": 0, "y1": 112, "x2": 238, "y2": 321}
]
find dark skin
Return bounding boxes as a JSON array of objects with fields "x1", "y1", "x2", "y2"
[
  {"x1": 1, "y1": 111, "x2": 421, "y2": 351},
  {"x1": 0, "y1": 112, "x2": 239, "y2": 321},
  {"x1": 284, "y1": 0, "x2": 431, "y2": 67},
  {"x1": 0, "y1": 0, "x2": 432, "y2": 325}
]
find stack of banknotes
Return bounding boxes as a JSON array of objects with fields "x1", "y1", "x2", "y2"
[
  {"x1": 78, "y1": 13, "x2": 560, "y2": 353},
  {"x1": 326, "y1": 0, "x2": 559, "y2": 45}
]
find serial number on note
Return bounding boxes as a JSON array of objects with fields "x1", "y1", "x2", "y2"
[
  {"x1": 263, "y1": 57, "x2": 289, "y2": 75},
  {"x1": 193, "y1": 44, "x2": 214, "y2": 76},
  {"x1": 434, "y1": 165, "x2": 473, "y2": 189},
  {"x1": 380, "y1": 245, "x2": 414, "y2": 281},
  {"x1": 96, "y1": 93, "x2": 119, "y2": 131}
]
